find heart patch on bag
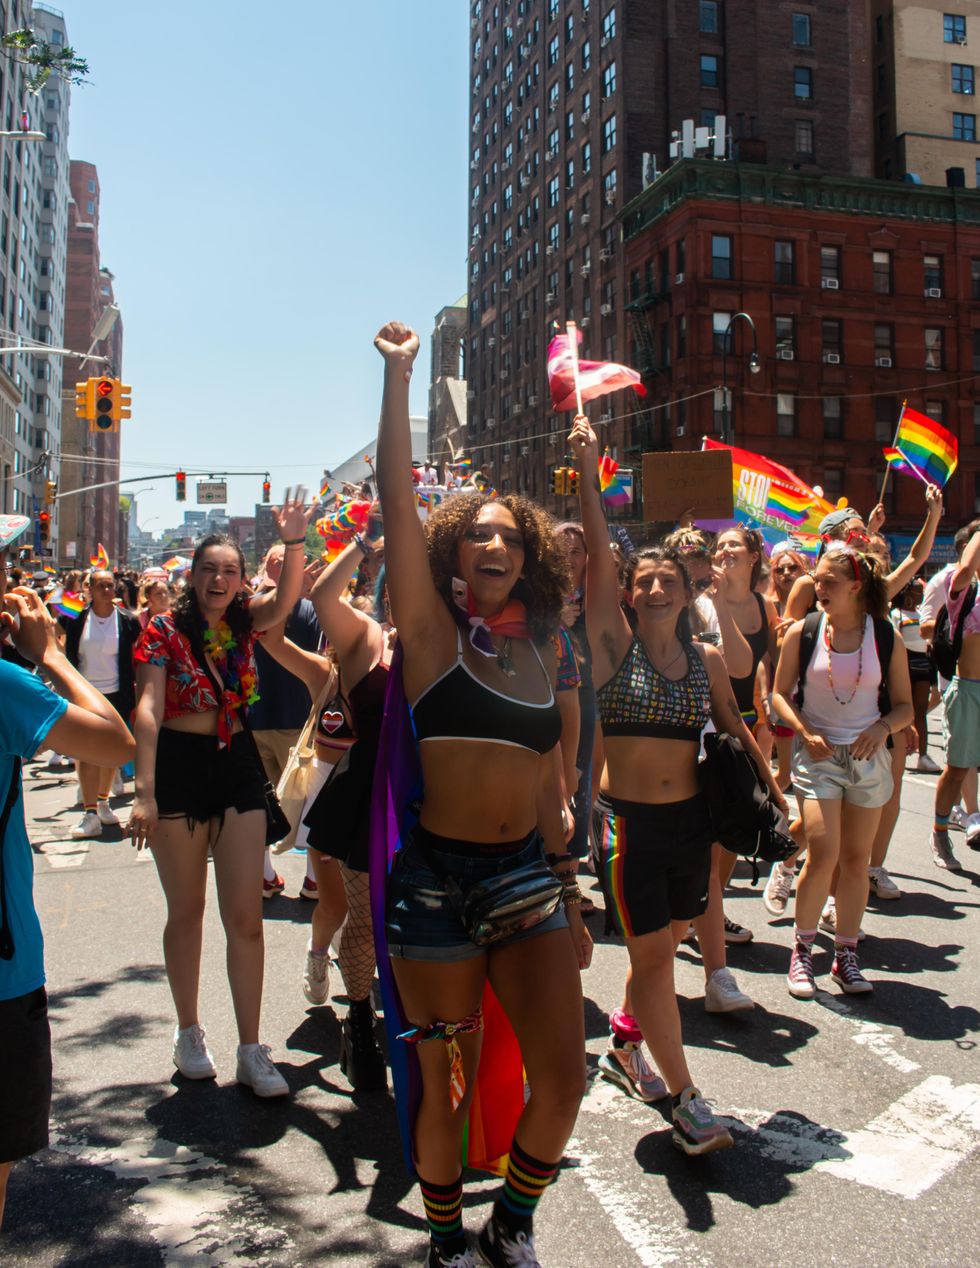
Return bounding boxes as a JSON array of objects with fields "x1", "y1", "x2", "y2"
[{"x1": 321, "y1": 711, "x2": 345, "y2": 734}]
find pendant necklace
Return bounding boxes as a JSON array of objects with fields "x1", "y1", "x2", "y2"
[
  {"x1": 824, "y1": 622, "x2": 862, "y2": 706},
  {"x1": 495, "y1": 636, "x2": 517, "y2": 677}
]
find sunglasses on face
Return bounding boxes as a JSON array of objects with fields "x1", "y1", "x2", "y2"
[
  {"x1": 694, "y1": 577, "x2": 713, "y2": 592},
  {"x1": 774, "y1": 564, "x2": 802, "y2": 576}
]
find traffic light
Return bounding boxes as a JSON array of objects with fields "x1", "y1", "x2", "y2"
[
  {"x1": 551, "y1": 466, "x2": 568, "y2": 496},
  {"x1": 92, "y1": 377, "x2": 115, "y2": 432},
  {"x1": 38, "y1": 510, "x2": 50, "y2": 545},
  {"x1": 44, "y1": 479, "x2": 57, "y2": 506},
  {"x1": 175, "y1": 470, "x2": 186, "y2": 502},
  {"x1": 567, "y1": 469, "x2": 580, "y2": 496},
  {"x1": 74, "y1": 379, "x2": 94, "y2": 421},
  {"x1": 262, "y1": 476, "x2": 271, "y2": 504},
  {"x1": 113, "y1": 382, "x2": 132, "y2": 423}
]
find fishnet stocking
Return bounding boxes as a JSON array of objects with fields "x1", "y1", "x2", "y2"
[{"x1": 338, "y1": 864, "x2": 377, "y2": 1003}]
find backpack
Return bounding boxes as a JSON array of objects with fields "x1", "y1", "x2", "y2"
[
  {"x1": 701, "y1": 733, "x2": 795, "y2": 884},
  {"x1": 794, "y1": 611, "x2": 894, "y2": 718},
  {"x1": 931, "y1": 580, "x2": 977, "y2": 681}
]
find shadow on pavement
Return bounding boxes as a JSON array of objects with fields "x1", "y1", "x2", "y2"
[
  {"x1": 678, "y1": 996, "x2": 819, "y2": 1067},
  {"x1": 867, "y1": 979, "x2": 980, "y2": 1043}
]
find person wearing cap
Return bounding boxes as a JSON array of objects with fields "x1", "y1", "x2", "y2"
[{"x1": 0, "y1": 514, "x2": 134, "y2": 1229}]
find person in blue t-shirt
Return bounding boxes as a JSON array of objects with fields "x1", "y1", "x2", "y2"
[{"x1": 0, "y1": 515, "x2": 134, "y2": 1229}]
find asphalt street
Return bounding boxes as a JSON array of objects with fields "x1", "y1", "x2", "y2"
[{"x1": 3, "y1": 734, "x2": 980, "y2": 1268}]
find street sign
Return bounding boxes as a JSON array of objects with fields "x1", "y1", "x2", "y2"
[
  {"x1": 65, "y1": 541, "x2": 77, "y2": 558},
  {"x1": 196, "y1": 481, "x2": 228, "y2": 504}
]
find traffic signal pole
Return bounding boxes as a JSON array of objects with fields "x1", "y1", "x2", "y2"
[{"x1": 51, "y1": 469, "x2": 276, "y2": 501}]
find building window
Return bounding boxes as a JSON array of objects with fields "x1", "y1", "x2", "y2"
[
  {"x1": 582, "y1": 40, "x2": 591, "y2": 71},
  {"x1": 875, "y1": 395, "x2": 896, "y2": 442},
  {"x1": 953, "y1": 63, "x2": 975, "y2": 94},
  {"x1": 925, "y1": 400, "x2": 946, "y2": 423},
  {"x1": 973, "y1": 328, "x2": 980, "y2": 371},
  {"x1": 923, "y1": 254, "x2": 943, "y2": 294},
  {"x1": 974, "y1": 402, "x2": 980, "y2": 445},
  {"x1": 972, "y1": 258, "x2": 980, "y2": 299},
  {"x1": 581, "y1": 141, "x2": 591, "y2": 174},
  {"x1": 776, "y1": 393, "x2": 796, "y2": 437},
  {"x1": 823, "y1": 397, "x2": 844, "y2": 438},
  {"x1": 712, "y1": 311, "x2": 733, "y2": 355},
  {"x1": 821, "y1": 319, "x2": 843, "y2": 361},
  {"x1": 820, "y1": 245, "x2": 841, "y2": 284},
  {"x1": 548, "y1": 222, "x2": 559, "y2": 250},
  {"x1": 700, "y1": 1, "x2": 719, "y2": 34},
  {"x1": 794, "y1": 66, "x2": 813, "y2": 100},
  {"x1": 774, "y1": 240, "x2": 795, "y2": 284},
  {"x1": 548, "y1": 175, "x2": 560, "y2": 207},
  {"x1": 874, "y1": 324, "x2": 895, "y2": 363},
  {"x1": 602, "y1": 6, "x2": 617, "y2": 41},
  {"x1": 602, "y1": 113, "x2": 617, "y2": 152},
  {"x1": 872, "y1": 250, "x2": 892, "y2": 294},
  {"x1": 944, "y1": 13, "x2": 967, "y2": 44},
  {"x1": 953, "y1": 111, "x2": 976, "y2": 140},
  {"x1": 676, "y1": 314, "x2": 687, "y2": 359},
  {"x1": 711, "y1": 234, "x2": 733, "y2": 279},
  {"x1": 603, "y1": 167, "x2": 618, "y2": 199},
  {"x1": 566, "y1": 62, "x2": 574, "y2": 92},
  {"x1": 548, "y1": 35, "x2": 559, "y2": 65},
  {"x1": 795, "y1": 120, "x2": 814, "y2": 154},
  {"x1": 792, "y1": 13, "x2": 812, "y2": 46},
  {"x1": 925, "y1": 327, "x2": 945, "y2": 370},
  {"x1": 775, "y1": 315, "x2": 796, "y2": 356},
  {"x1": 701, "y1": 54, "x2": 720, "y2": 89},
  {"x1": 602, "y1": 61, "x2": 616, "y2": 97}
]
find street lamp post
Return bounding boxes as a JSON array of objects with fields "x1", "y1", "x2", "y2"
[{"x1": 720, "y1": 312, "x2": 761, "y2": 447}]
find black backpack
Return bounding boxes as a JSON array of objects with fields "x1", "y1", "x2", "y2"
[
  {"x1": 931, "y1": 581, "x2": 977, "y2": 681},
  {"x1": 795, "y1": 611, "x2": 894, "y2": 717},
  {"x1": 701, "y1": 733, "x2": 795, "y2": 884}
]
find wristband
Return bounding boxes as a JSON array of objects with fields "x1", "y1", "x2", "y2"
[
  {"x1": 353, "y1": 533, "x2": 371, "y2": 556},
  {"x1": 281, "y1": 537, "x2": 306, "y2": 547},
  {"x1": 875, "y1": 719, "x2": 890, "y2": 737}
]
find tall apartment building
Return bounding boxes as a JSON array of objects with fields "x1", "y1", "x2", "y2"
[
  {"x1": 58, "y1": 160, "x2": 124, "y2": 565},
  {"x1": 466, "y1": 0, "x2": 872, "y2": 506},
  {"x1": 0, "y1": 2, "x2": 71, "y2": 545},
  {"x1": 873, "y1": 2, "x2": 980, "y2": 187}
]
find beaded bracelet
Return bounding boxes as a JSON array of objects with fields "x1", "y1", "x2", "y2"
[{"x1": 281, "y1": 537, "x2": 306, "y2": 547}]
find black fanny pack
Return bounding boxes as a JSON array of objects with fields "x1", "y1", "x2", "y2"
[{"x1": 410, "y1": 832, "x2": 562, "y2": 946}]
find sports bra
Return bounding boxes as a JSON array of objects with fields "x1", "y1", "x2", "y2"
[
  {"x1": 728, "y1": 592, "x2": 770, "y2": 713},
  {"x1": 597, "y1": 637, "x2": 711, "y2": 741},
  {"x1": 411, "y1": 628, "x2": 562, "y2": 756},
  {"x1": 316, "y1": 694, "x2": 356, "y2": 750}
]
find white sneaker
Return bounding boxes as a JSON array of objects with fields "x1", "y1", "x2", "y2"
[
  {"x1": 704, "y1": 967, "x2": 754, "y2": 1012},
  {"x1": 236, "y1": 1043, "x2": 289, "y2": 1097},
  {"x1": 303, "y1": 941, "x2": 331, "y2": 1006},
  {"x1": 70, "y1": 811, "x2": 102, "y2": 839},
  {"x1": 868, "y1": 865, "x2": 901, "y2": 900},
  {"x1": 819, "y1": 898, "x2": 865, "y2": 941},
  {"x1": 172, "y1": 1024, "x2": 217, "y2": 1079},
  {"x1": 110, "y1": 770, "x2": 125, "y2": 797},
  {"x1": 965, "y1": 813, "x2": 980, "y2": 850},
  {"x1": 915, "y1": 753, "x2": 942, "y2": 774},
  {"x1": 931, "y1": 831, "x2": 962, "y2": 872},
  {"x1": 949, "y1": 805, "x2": 966, "y2": 831},
  {"x1": 763, "y1": 862, "x2": 795, "y2": 916},
  {"x1": 96, "y1": 800, "x2": 120, "y2": 827}
]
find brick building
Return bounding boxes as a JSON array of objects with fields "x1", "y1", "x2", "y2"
[
  {"x1": 427, "y1": 298, "x2": 469, "y2": 467},
  {"x1": 466, "y1": 0, "x2": 872, "y2": 508},
  {"x1": 621, "y1": 158, "x2": 980, "y2": 531}
]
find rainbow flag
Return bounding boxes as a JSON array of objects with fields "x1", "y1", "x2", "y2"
[
  {"x1": 704, "y1": 438, "x2": 833, "y2": 540},
  {"x1": 43, "y1": 563, "x2": 57, "y2": 575},
  {"x1": 453, "y1": 457, "x2": 472, "y2": 469},
  {"x1": 89, "y1": 542, "x2": 109, "y2": 570},
  {"x1": 318, "y1": 476, "x2": 331, "y2": 500},
  {"x1": 765, "y1": 482, "x2": 812, "y2": 527},
  {"x1": 598, "y1": 452, "x2": 630, "y2": 507},
  {"x1": 54, "y1": 590, "x2": 85, "y2": 619},
  {"x1": 894, "y1": 407, "x2": 958, "y2": 487},
  {"x1": 882, "y1": 446, "x2": 918, "y2": 479}
]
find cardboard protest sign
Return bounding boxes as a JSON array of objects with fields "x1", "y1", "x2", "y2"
[{"x1": 642, "y1": 450, "x2": 734, "y2": 522}]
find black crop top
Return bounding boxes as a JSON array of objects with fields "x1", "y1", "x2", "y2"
[
  {"x1": 597, "y1": 637, "x2": 711, "y2": 741},
  {"x1": 728, "y1": 592, "x2": 770, "y2": 714},
  {"x1": 411, "y1": 629, "x2": 562, "y2": 756}
]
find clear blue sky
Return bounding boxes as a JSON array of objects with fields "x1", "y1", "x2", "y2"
[{"x1": 63, "y1": 0, "x2": 468, "y2": 530}]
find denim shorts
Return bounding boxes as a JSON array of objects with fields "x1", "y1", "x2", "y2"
[
  {"x1": 792, "y1": 737, "x2": 893, "y2": 808},
  {"x1": 385, "y1": 826, "x2": 569, "y2": 962}
]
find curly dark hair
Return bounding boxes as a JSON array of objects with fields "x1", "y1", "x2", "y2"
[
  {"x1": 423, "y1": 492, "x2": 570, "y2": 643},
  {"x1": 172, "y1": 535, "x2": 252, "y2": 680}
]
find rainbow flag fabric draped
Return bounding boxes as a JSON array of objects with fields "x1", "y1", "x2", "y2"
[{"x1": 893, "y1": 407, "x2": 958, "y2": 487}]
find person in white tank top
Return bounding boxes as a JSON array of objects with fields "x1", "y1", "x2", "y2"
[{"x1": 773, "y1": 546, "x2": 913, "y2": 1000}]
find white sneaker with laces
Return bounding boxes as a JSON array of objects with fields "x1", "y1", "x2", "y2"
[
  {"x1": 303, "y1": 941, "x2": 330, "y2": 1006},
  {"x1": 763, "y1": 862, "x2": 795, "y2": 916},
  {"x1": 819, "y1": 898, "x2": 865, "y2": 940},
  {"x1": 949, "y1": 805, "x2": 966, "y2": 831},
  {"x1": 931, "y1": 831, "x2": 962, "y2": 872},
  {"x1": 110, "y1": 770, "x2": 125, "y2": 797},
  {"x1": 236, "y1": 1043, "x2": 289, "y2": 1097},
  {"x1": 478, "y1": 1218, "x2": 542, "y2": 1267},
  {"x1": 915, "y1": 753, "x2": 942, "y2": 774},
  {"x1": 96, "y1": 800, "x2": 120, "y2": 827},
  {"x1": 70, "y1": 811, "x2": 102, "y2": 840},
  {"x1": 172, "y1": 1024, "x2": 216, "y2": 1079},
  {"x1": 868, "y1": 865, "x2": 901, "y2": 900},
  {"x1": 704, "y1": 967, "x2": 754, "y2": 1012}
]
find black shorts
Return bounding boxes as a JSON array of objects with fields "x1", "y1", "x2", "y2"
[
  {"x1": 908, "y1": 651, "x2": 937, "y2": 687},
  {"x1": 591, "y1": 793, "x2": 712, "y2": 937},
  {"x1": 0, "y1": 987, "x2": 52, "y2": 1163},
  {"x1": 155, "y1": 728, "x2": 267, "y2": 826}
]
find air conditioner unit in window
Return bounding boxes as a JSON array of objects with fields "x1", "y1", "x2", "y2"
[
  {"x1": 501, "y1": 369, "x2": 509, "y2": 378},
  {"x1": 467, "y1": 390, "x2": 476, "y2": 400},
  {"x1": 605, "y1": 190, "x2": 616, "y2": 205},
  {"x1": 580, "y1": 316, "x2": 591, "y2": 327},
  {"x1": 821, "y1": 277, "x2": 839, "y2": 290},
  {"x1": 581, "y1": 212, "x2": 590, "y2": 225},
  {"x1": 581, "y1": 109, "x2": 591, "y2": 124},
  {"x1": 823, "y1": 352, "x2": 841, "y2": 364},
  {"x1": 488, "y1": 336, "x2": 496, "y2": 347},
  {"x1": 875, "y1": 356, "x2": 893, "y2": 367},
  {"x1": 600, "y1": 303, "x2": 613, "y2": 315},
  {"x1": 600, "y1": 35, "x2": 609, "y2": 48},
  {"x1": 548, "y1": 146, "x2": 558, "y2": 159},
  {"x1": 675, "y1": 272, "x2": 685, "y2": 284},
  {"x1": 599, "y1": 411, "x2": 612, "y2": 422},
  {"x1": 545, "y1": 291, "x2": 557, "y2": 303},
  {"x1": 925, "y1": 287, "x2": 942, "y2": 298},
  {"x1": 600, "y1": 247, "x2": 613, "y2": 261},
  {"x1": 521, "y1": 446, "x2": 529, "y2": 456},
  {"x1": 676, "y1": 425, "x2": 686, "y2": 437},
  {"x1": 529, "y1": 394, "x2": 538, "y2": 405},
  {"x1": 486, "y1": 417, "x2": 496, "y2": 429},
  {"x1": 546, "y1": 244, "x2": 555, "y2": 255},
  {"x1": 777, "y1": 348, "x2": 795, "y2": 360},
  {"x1": 580, "y1": 264, "x2": 591, "y2": 276}
]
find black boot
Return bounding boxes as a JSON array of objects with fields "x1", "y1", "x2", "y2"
[{"x1": 339, "y1": 998, "x2": 387, "y2": 1091}]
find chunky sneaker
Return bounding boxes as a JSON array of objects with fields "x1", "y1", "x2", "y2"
[
  {"x1": 425, "y1": 1244, "x2": 481, "y2": 1268},
  {"x1": 915, "y1": 753, "x2": 942, "y2": 774},
  {"x1": 303, "y1": 941, "x2": 330, "y2": 1006},
  {"x1": 868, "y1": 865, "x2": 901, "y2": 900},
  {"x1": 70, "y1": 811, "x2": 102, "y2": 840},
  {"x1": 831, "y1": 947, "x2": 873, "y2": 994},
  {"x1": 172, "y1": 1023, "x2": 217, "y2": 1079},
  {"x1": 930, "y1": 831, "x2": 962, "y2": 872},
  {"x1": 478, "y1": 1215, "x2": 542, "y2": 1267},
  {"x1": 949, "y1": 805, "x2": 966, "y2": 831},
  {"x1": 299, "y1": 876, "x2": 319, "y2": 900},
  {"x1": 96, "y1": 799, "x2": 120, "y2": 827},
  {"x1": 704, "y1": 967, "x2": 754, "y2": 1013},
  {"x1": 763, "y1": 862, "x2": 795, "y2": 916},
  {"x1": 818, "y1": 898, "x2": 865, "y2": 941},
  {"x1": 671, "y1": 1087, "x2": 734, "y2": 1156},
  {"x1": 787, "y1": 941, "x2": 817, "y2": 999},
  {"x1": 598, "y1": 1043, "x2": 668, "y2": 1102},
  {"x1": 236, "y1": 1043, "x2": 289, "y2": 1097},
  {"x1": 339, "y1": 1002, "x2": 387, "y2": 1091},
  {"x1": 965, "y1": 813, "x2": 980, "y2": 850},
  {"x1": 262, "y1": 873, "x2": 285, "y2": 899},
  {"x1": 723, "y1": 915, "x2": 753, "y2": 944}
]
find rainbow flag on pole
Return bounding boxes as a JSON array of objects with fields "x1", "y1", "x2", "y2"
[
  {"x1": 703, "y1": 438, "x2": 833, "y2": 544},
  {"x1": 598, "y1": 451, "x2": 631, "y2": 507},
  {"x1": 89, "y1": 542, "x2": 109, "y2": 570},
  {"x1": 893, "y1": 406, "x2": 958, "y2": 487},
  {"x1": 882, "y1": 447, "x2": 918, "y2": 479}
]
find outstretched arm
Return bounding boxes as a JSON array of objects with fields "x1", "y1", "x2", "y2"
[
  {"x1": 885, "y1": 483, "x2": 942, "y2": 598},
  {"x1": 249, "y1": 488, "x2": 317, "y2": 631}
]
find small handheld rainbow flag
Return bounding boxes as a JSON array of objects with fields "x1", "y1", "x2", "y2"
[
  {"x1": 89, "y1": 542, "x2": 109, "y2": 570},
  {"x1": 54, "y1": 590, "x2": 85, "y2": 619},
  {"x1": 894, "y1": 407, "x2": 958, "y2": 487},
  {"x1": 765, "y1": 482, "x2": 812, "y2": 527},
  {"x1": 453, "y1": 457, "x2": 472, "y2": 469},
  {"x1": 882, "y1": 447, "x2": 918, "y2": 479},
  {"x1": 598, "y1": 451, "x2": 630, "y2": 507}
]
